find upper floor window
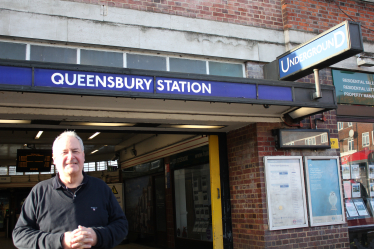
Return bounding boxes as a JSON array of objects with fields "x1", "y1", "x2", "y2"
[
  {"x1": 362, "y1": 132, "x2": 370, "y2": 147},
  {"x1": 348, "y1": 139, "x2": 354, "y2": 151},
  {"x1": 338, "y1": 122, "x2": 343, "y2": 130}
]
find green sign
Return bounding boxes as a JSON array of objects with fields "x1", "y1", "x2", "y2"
[{"x1": 332, "y1": 69, "x2": 374, "y2": 105}]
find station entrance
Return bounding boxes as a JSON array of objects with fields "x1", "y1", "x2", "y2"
[{"x1": 0, "y1": 128, "x2": 223, "y2": 249}]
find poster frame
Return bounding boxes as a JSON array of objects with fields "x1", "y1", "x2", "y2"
[
  {"x1": 304, "y1": 156, "x2": 345, "y2": 227},
  {"x1": 264, "y1": 156, "x2": 309, "y2": 230}
]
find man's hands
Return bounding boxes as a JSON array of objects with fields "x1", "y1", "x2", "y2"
[{"x1": 63, "y1": 226, "x2": 98, "y2": 249}]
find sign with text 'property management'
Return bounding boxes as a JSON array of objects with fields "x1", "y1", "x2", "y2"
[
  {"x1": 332, "y1": 69, "x2": 374, "y2": 105},
  {"x1": 264, "y1": 21, "x2": 363, "y2": 81},
  {"x1": 0, "y1": 65, "x2": 293, "y2": 102}
]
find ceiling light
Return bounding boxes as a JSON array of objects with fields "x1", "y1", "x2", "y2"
[
  {"x1": 60, "y1": 122, "x2": 135, "y2": 127},
  {"x1": 90, "y1": 145, "x2": 107, "y2": 154},
  {"x1": 162, "y1": 124, "x2": 225, "y2": 129},
  {"x1": 88, "y1": 132, "x2": 100, "y2": 140},
  {"x1": 288, "y1": 107, "x2": 325, "y2": 119},
  {"x1": 91, "y1": 150, "x2": 99, "y2": 154},
  {"x1": 0, "y1": 120, "x2": 31, "y2": 124},
  {"x1": 35, "y1": 131, "x2": 43, "y2": 139}
]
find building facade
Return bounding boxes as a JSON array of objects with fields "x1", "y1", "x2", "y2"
[{"x1": 1, "y1": 0, "x2": 374, "y2": 248}]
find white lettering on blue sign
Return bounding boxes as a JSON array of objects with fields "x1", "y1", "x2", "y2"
[
  {"x1": 51, "y1": 73, "x2": 152, "y2": 90},
  {"x1": 157, "y1": 79, "x2": 211, "y2": 94},
  {"x1": 33, "y1": 68, "x2": 154, "y2": 93},
  {"x1": 279, "y1": 25, "x2": 348, "y2": 79}
]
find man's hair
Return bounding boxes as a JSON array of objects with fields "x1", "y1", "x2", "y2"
[{"x1": 52, "y1": 131, "x2": 84, "y2": 154}]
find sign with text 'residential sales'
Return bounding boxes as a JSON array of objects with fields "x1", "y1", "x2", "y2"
[{"x1": 332, "y1": 69, "x2": 374, "y2": 106}]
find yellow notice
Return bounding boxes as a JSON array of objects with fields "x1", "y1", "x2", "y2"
[
  {"x1": 330, "y1": 138, "x2": 339, "y2": 149},
  {"x1": 111, "y1": 186, "x2": 118, "y2": 194}
]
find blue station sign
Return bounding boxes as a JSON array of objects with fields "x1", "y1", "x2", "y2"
[
  {"x1": 279, "y1": 25, "x2": 348, "y2": 79},
  {"x1": 264, "y1": 21, "x2": 363, "y2": 81},
  {"x1": 0, "y1": 65, "x2": 294, "y2": 102}
]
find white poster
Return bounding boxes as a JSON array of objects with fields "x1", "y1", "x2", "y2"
[
  {"x1": 343, "y1": 181, "x2": 351, "y2": 198},
  {"x1": 369, "y1": 165, "x2": 374, "y2": 179},
  {"x1": 354, "y1": 200, "x2": 369, "y2": 216},
  {"x1": 342, "y1": 164, "x2": 350, "y2": 179},
  {"x1": 108, "y1": 183, "x2": 124, "y2": 210},
  {"x1": 352, "y1": 183, "x2": 361, "y2": 198},
  {"x1": 265, "y1": 157, "x2": 308, "y2": 230},
  {"x1": 345, "y1": 200, "x2": 359, "y2": 217},
  {"x1": 351, "y1": 165, "x2": 360, "y2": 179},
  {"x1": 370, "y1": 183, "x2": 374, "y2": 197}
]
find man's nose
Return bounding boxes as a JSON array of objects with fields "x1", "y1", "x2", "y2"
[{"x1": 67, "y1": 151, "x2": 75, "y2": 159}]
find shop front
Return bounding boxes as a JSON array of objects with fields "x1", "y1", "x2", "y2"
[{"x1": 333, "y1": 69, "x2": 374, "y2": 248}]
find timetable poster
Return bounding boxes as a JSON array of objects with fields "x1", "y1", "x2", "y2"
[
  {"x1": 306, "y1": 157, "x2": 344, "y2": 226},
  {"x1": 265, "y1": 157, "x2": 308, "y2": 230}
]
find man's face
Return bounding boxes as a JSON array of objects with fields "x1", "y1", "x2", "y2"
[{"x1": 53, "y1": 136, "x2": 85, "y2": 178}]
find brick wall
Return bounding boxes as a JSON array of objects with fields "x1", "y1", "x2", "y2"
[
  {"x1": 281, "y1": 0, "x2": 374, "y2": 42},
  {"x1": 227, "y1": 119, "x2": 349, "y2": 249},
  {"x1": 64, "y1": 0, "x2": 283, "y2": 30}
]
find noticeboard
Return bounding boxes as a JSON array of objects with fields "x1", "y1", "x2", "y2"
[
  {"x1": 16, "y1": 149, "x2": 52, "y2": 172},
  {"x1": 304, "y1": 156, "x2": 345, "y2": 226},
  {"x1": 264, "y1": 156, "x2": 309, "y2": 230}
]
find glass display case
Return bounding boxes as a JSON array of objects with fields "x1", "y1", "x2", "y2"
[{"x1": 338, "y1": 121, "x2": 374, "y2": 248}]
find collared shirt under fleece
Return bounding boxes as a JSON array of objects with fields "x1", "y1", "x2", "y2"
[{"x1": 12, "y1": 173, "x2": 128, "y2": 249}]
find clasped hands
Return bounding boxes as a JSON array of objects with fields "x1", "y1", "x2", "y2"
[{"x1": 63, "y1": 225, "x2": 98, "y2": 249}]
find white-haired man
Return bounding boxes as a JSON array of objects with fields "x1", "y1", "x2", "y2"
[{"x1": 13, "y1": 131, "x2": 128, "y2": 249}]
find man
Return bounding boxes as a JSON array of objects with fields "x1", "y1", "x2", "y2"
[{"x1": 13, "y1": 131, "x2": 128, "y2": 249}]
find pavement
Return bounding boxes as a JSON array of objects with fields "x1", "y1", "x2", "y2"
[{"x1": 0, "y1": 232, "x2": 155, "y2": 249}]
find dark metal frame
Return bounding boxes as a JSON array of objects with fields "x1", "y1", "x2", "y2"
[{"x1": 273, "y1": 129, "x2": 331, "y2": 150}]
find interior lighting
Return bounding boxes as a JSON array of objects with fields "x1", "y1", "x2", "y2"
[
  {"x1": 91, "y1": 150, "x2": 99, "y2": 154},
  {"x1": 287, "y1": 108, "x2": 325, "y2": 119},
  {"x1": 35, "y1": 131, "x2": 43, "y2": 139},
  {"x1": 60, "y1": 122, "x2": 135, "y2": 127},
  {"x1": 88, "y1": 132, "x2": 100, "y2": 140},
  {"x1": 0, "y1": 120, "x2": 31, "y2": 124},
  {"x1": 164, "y1": 124, "x2": 225, "y2": 129}
]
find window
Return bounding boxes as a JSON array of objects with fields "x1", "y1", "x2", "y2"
[
  {"x1": 97, "y1": 161, "x2": 107, "y2": 171},
  {"x1": 8, "y1": 166, "x2": 23, "y2": 175},
  {"x1": 348, "y1": 122, "x2": 352, "y2": 127},
  {"x1": 362, "y1": 132, "x2": 370, "y2": 147},
  {"x1": 372, "y1": 131, "x2": 374, "y2": 145},
  {"x1": 209, "y1": 61, "x2": 243, "y2": 77},
  {"x1": 84, "y1": 162, "x2": 96, "y2": 172},
  {"x1": 127, "y1": 54, "x2": 166, "y2": 71},
  {"x1": 305, "y1": 137, "x2": 316, "y2": 145},
  {"x1": 0, "y1": 41, "x2": 26, "y2": 60},
  {"x1": 169, "y1": 58, "x2": 206, "y2": 74},
  {"x1": 25, "y1": 172, "x2": 39, "y2": 175},
  {"x1": 80, "y1": 49, "x2": 123, "y2": 67},
  {"x1": 321, "y1": 133, "x2": 328, "y2": 143},
  {"x1": 348, "y1": 138, "x2": 354, "y2": 151},
  {"x1": 0, "y1": 167, "x2": 7, "y2": 175},
  {"x1": 30, "y1": 45, "x2": 77, "y2": 64},
  {"x1": 338, "y1": 122, "x2": 343, "y2": 130}
]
